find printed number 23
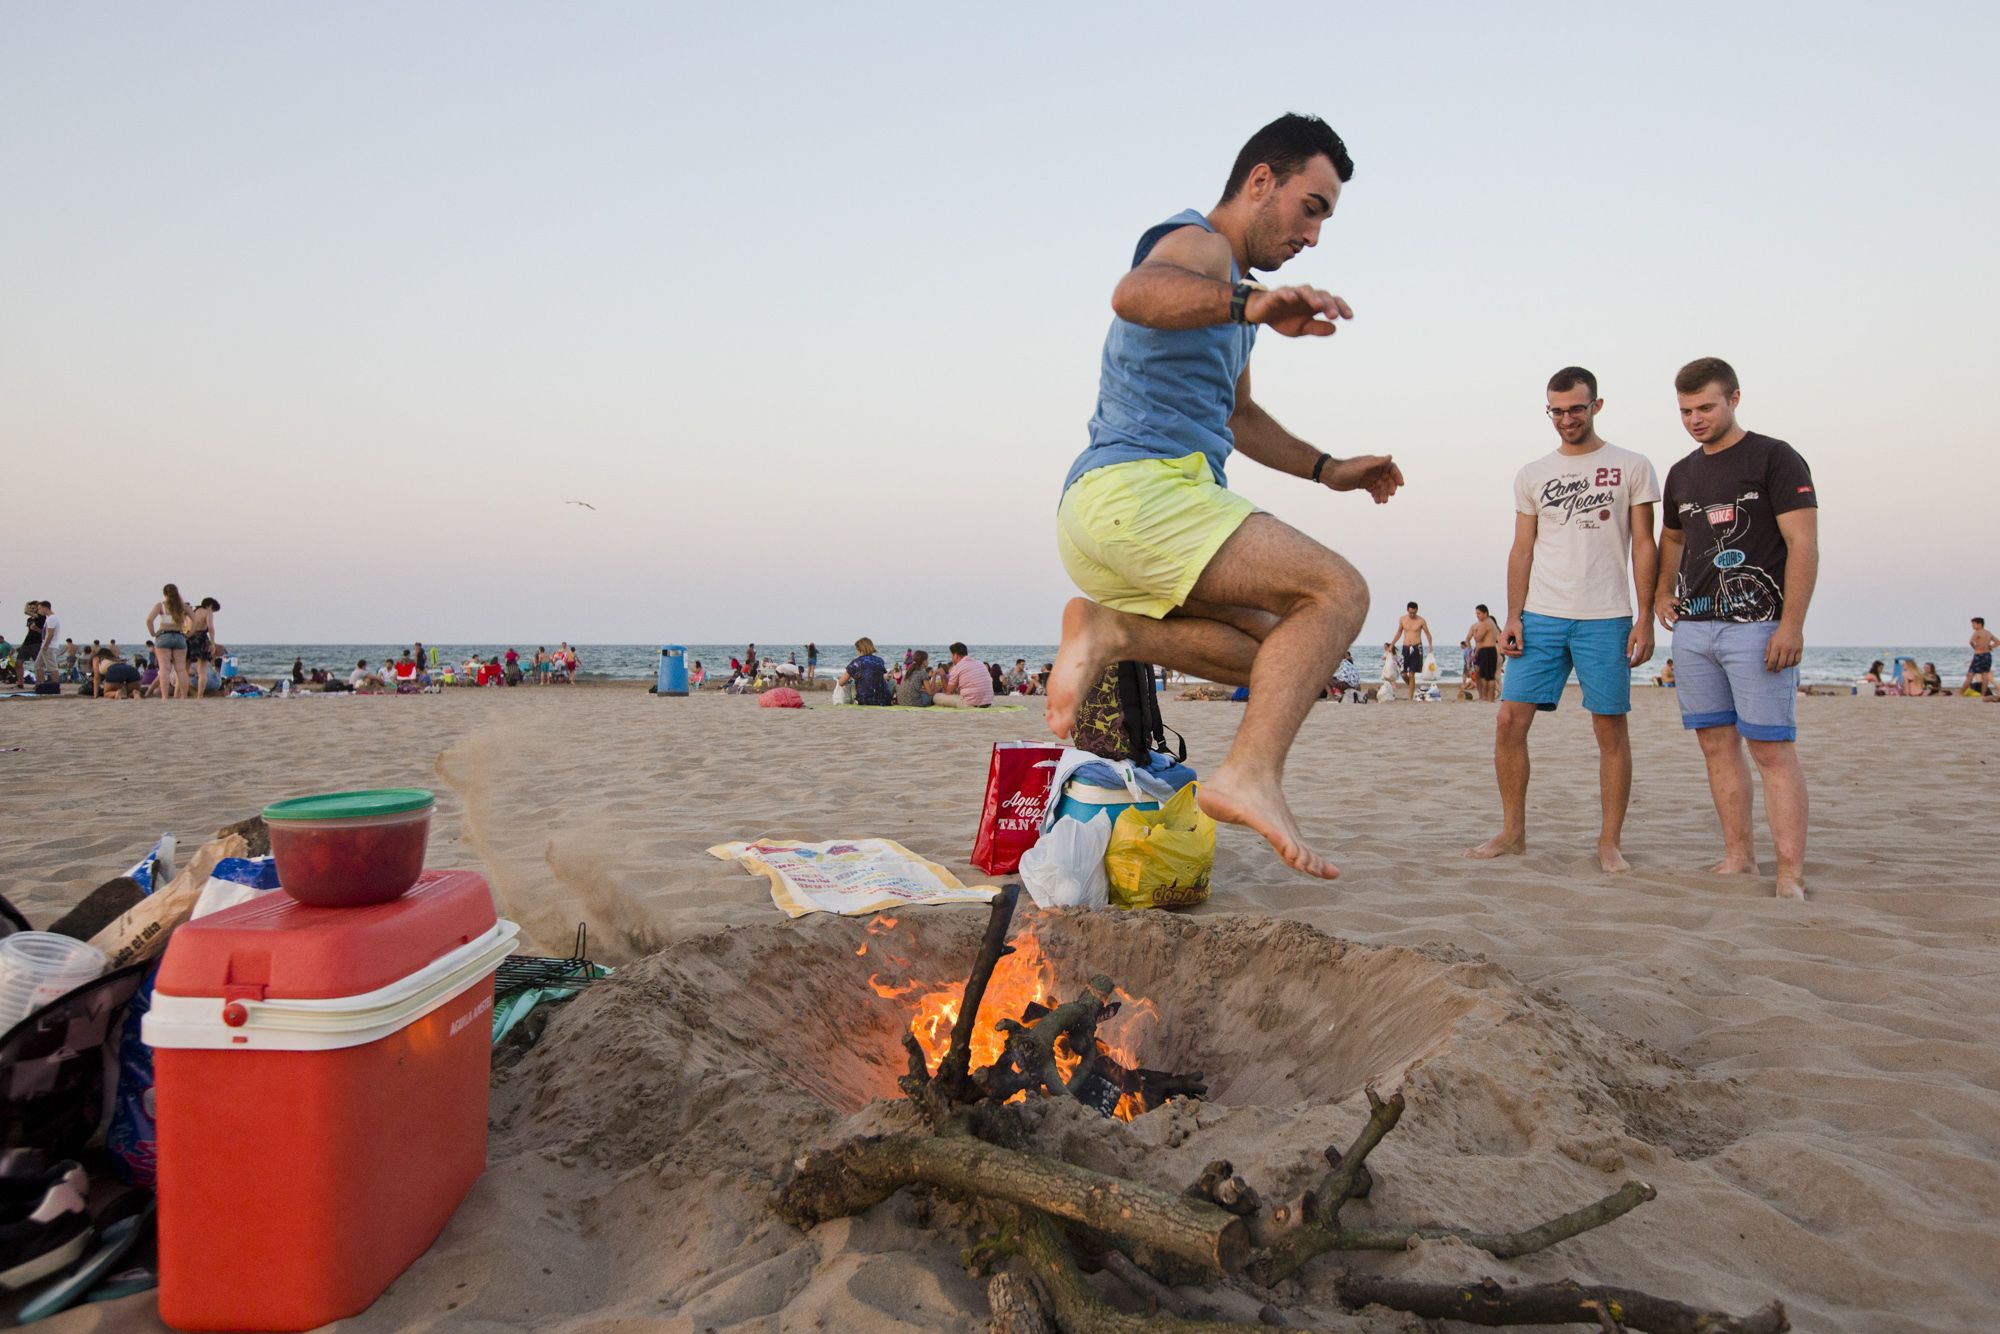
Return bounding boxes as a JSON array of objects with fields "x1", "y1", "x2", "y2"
[{"x1": 1594, "y1": 467, "x2": 1622, "y2": 486}]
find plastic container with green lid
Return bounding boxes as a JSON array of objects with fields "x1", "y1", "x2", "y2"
[{"x1": 265, "y1": 788, "x2": 436, "y2": 907}]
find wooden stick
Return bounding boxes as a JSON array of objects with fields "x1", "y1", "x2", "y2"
[
  {"x1": 1014, "y1": 1213, "x2": 1319, "y2": 1333},
  {"x1": 1315, "y1": 1086, "x2": 1402, "y2": 1225},
  {"x1": 1326, "y1": 1180, "x2": 1656, "y2": 1256},
  {"x1": 1336, "y1": 1275, "x2": 1789, "y2": 1334},
  {"x1": 779, "y1": 1132, "x2": 1250, "y2": 1275},
  {"x1": 936, "y1": 883, "x2": 1021, "y2": 1101}
]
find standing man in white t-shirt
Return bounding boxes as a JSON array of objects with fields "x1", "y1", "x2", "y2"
[{"x1": 1466, "y1": 367, "x2": 1659, "y2": 872}]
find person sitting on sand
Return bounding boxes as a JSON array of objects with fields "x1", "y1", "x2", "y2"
[
  {"x1": 1656, "y1": 658, "x2": 1676, "y2": 687},
  {"x1": 1006, "y1": 658, "x2": 1033, "y2": 695},
  {"x1": 838, "y1": 637, "x2": 893, "y2": 706},
  {"x1": 1861, "y1": 660, "x2": 1887, "y2": 695},
  {"x1": 393, "y1": 651, "x2": 419, "y2": 687},
  {"x1": 896, "y1": 650, "x2": 933, "y2": 706},
  {"x1": 1899, "y1": 658, "x2": 1925, "y2": 698},
  {"x1": 690, "y1": 660, "x2": 706, "y2": 690},
  {"x1": 1923, "y1": 662, "x2": 1943, "y2": 696},
  {"x1": 349, "y1": 660, "x2": 381, "y2": 694},
  {"x1": 934, "y1": 642, "x2": 995, "y2": 708},
  {"x1": 93, "y1": 646, "x2": 142, "y2": 699}
]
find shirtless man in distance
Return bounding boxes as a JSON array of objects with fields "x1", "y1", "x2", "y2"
[
  {"x1": 1966, "y1": 617, "x2": 1997, "y2": 696},
  {"x1": 1046, "y1": 114, "x2": 1403, "y2": 879},
  {"x1": 1464, "y1": 605, "x2": 1502, "y2": 701},
  {"x1": 1394, "y1": 603, "x2": 1432, "y2": 700}
]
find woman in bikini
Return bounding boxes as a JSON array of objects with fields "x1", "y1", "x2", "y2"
[
  {"x1": 146, "y1": 585, "x2": 192, "y2": 699},
  {"x1": 184, "y1": 598, "x2": 220, "y2": 697}
]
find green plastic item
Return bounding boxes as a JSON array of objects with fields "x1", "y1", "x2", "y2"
[{"x1": 262, "y1": 788, "x2": 435, "y2": 822}]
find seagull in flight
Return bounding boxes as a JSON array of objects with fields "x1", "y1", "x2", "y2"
[{"x1": 565, "y1": 500, "x2": 597, "y2": 511}]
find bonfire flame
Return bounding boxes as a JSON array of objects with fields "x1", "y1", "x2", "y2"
[{"x1": 864, "y1": 916, "x2": 1158, "y2": 1121}]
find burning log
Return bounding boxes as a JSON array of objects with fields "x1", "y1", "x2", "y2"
[
  {"x1": 934, "y1": 884, "x2": 1022, "y2": 1103},
  {"x1": 778, "y1": 1132, "x2": 1250, "y2": 1275}
]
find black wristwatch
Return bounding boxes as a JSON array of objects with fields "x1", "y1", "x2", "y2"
[
  {"x1": 1310, "y1": 452, "x2": 1332, "y2": 484},
  {"x1": 1229, "y1": 279, "x2": 1258, "y2": 324}
]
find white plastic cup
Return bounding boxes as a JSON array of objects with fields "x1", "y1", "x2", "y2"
[{"x1": 0, "y1": 932, "x2": 107, "y2": 1033}]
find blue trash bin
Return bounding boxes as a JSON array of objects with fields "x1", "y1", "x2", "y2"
[{"x1": 657, "y1": 646, "x2": 688, "y2": 696}]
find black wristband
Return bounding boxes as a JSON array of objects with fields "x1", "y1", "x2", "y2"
[
  {"x1": 1229, "y1": 279, "x2": 1256, "y2": 324},
  {"x1": 1310, "y1": 452, "x2": 1331, "y2": 484}
]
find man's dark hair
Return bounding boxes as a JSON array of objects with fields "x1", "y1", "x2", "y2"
[
  {"x1": 949, "y1": 641, "x2": 969, "y2": 658},
  {"x1": 1548, "y1": 366, "x2": 1598, "y2": 400},
  {"x1": 1977, "y1": 617, "x2": 1987, "y2": 626},
  {"x1": 1222, "y1": 114, "x2": 1353, "y2": 201},
  {"x1": 1675, "y1": 357, "x2": 1740, "y2": 397},
  {"x1": 1476, "y1": 604, "x2": 1489, "y2": 615},
  {"x1": 1407, "y1": 602, "x2": 1418, "y2": 610}
]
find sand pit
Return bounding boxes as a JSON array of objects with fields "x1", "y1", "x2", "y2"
[{"x1": 485, "y1": 908, "x2": 1758, "y2": 1329}]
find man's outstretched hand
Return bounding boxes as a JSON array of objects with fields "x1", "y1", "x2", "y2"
[
  {"x1": 1323, "y1": 455, "x2": 1403, "y2": 504},
  {"x1": 1246, "y1": 286, "x2": 1352, "y2": 338}
]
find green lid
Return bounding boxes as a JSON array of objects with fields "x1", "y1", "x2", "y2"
[{"x1": 262, "y1": 788, "x2": 436, "y2": 822}]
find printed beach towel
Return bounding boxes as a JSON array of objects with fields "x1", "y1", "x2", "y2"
[{"x1": 709, "y1": 838, "x2": 1000, "y2": 918}]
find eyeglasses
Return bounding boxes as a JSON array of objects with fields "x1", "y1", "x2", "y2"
[{"x1": 1544, "y1": 404, "x2": 1595, "y2": 420}]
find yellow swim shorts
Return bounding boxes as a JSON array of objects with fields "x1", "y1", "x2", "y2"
[{"x1": 1056, "y1": 454, "x2": 1256, "y2": 619}]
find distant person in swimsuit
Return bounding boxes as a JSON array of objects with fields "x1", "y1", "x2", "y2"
[
  {"x1": 146, "y1": 585, "x2": 193, "y2": 700},
  {"x1": 184, "y1": 598, "x2": 220, "y2": 697},
  {"x1": 1044, "y1": 114, "x2": 1401, "y2": 879},
  {"x1": 1394, "y1": 603, "x2": 1431, "y2": 701},
  {"x1": 1464, "y1": 605, "x2": 1502, "y2": 702},
  {"x1": 1966, "y1": 617, "x2": 1996, "y2": 696}
]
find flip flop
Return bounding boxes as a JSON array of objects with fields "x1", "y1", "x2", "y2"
[{"x1": 13, "y1": 1198, "x2": 154, "y2": 1324}]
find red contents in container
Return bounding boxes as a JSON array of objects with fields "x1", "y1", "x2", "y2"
[{"x1": 271, "y1": 812, "x2": 430, "y2": 907}]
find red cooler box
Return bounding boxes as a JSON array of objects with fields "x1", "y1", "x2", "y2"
[{"x1": 143, "y1": 869, "x2": 519, "y2": 1331}]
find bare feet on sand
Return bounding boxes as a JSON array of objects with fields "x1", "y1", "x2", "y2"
[
  {"x1": 1598, "y1": 841, "x2": 1631, "y2": 874},
  {"x1": 1045, "y1": 598, "x2": 1112, "y2": 740},
  {"x1": 1775, "y1": 871, "x2": 1807, "y2": 900},
  {"x1": 1198, "y1": 767, "x2": 1338, "y2": 880},
  {"x1": 1463, "y1": 832, "x2": 1525, "y2": 860},
  {"x1": 1709, "y1": 856, "x2": 1757, "y2": 875}
]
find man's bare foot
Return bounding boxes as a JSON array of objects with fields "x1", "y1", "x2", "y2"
[
  {"x1": 1597, "y1": 841, "x2": 1631, "y2": 873},
  {"x1": 1463, "y1": 832, "x2": 1525, "y2": 860},
  {"x1": 1775, "y1": 870, "x2": 1807, "y2": 900},
  {"x1": 1198, "y1": 768, "x2": 1338, "y2": 880},
  {"x1": 1709, "y1": 856, "x2": 1757, "y2": 875},
  {"x1": 1045, "y1": 598, "x2": 1117, "y2": 740}
]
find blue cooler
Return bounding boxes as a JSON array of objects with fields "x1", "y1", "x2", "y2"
[
  {"x1": 657, "y1": 646, "x2": 688, "y2": 696},
  {"x1": 1052, "y1": 760, "x2": 1161, "y2": 827}
]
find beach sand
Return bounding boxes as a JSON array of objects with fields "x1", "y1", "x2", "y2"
[{"x1": 6, "y1": 685, "x2": 1997, "y2": 1331}]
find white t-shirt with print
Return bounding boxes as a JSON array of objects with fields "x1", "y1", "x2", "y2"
[{"x1": 1513, "y1": 442, "x2": 1661, "y2": 620}]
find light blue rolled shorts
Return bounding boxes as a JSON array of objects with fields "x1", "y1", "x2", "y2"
[
  {"x1": 1671, "y1": 619, "x2": 1798, "y2": 742},
  {"x1": 1500, "y1": 612, "x2": 1632, "y2": 715}
]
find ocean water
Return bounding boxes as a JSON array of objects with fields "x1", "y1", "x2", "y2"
[{"x1": 213, "y1": 642, "x2": 1980, "y2": 688}]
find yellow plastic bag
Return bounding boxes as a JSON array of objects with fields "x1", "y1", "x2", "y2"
[{"x1": 1105, "y1": 781, "x2": 1214, "y2": 910}]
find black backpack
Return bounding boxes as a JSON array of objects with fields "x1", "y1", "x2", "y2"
[{"x1": 1073, "y1": 662, "x2": 1185, "y2": 763}]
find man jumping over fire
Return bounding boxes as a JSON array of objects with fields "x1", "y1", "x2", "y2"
[{"x1": 1045, "y1": 113, "x2": 1401, "y2": 880}]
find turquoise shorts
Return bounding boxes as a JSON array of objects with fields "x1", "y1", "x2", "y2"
[{"x1": 1499, "y1": 612, "x2": 1632, "y2": 715}]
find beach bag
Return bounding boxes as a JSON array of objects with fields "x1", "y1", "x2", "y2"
[
  {"x1": 1073, "y1": 662, "x2": 1184, "y2": 763},
  {"x1": 970, "y1": 742, "x2": 1065, "y2": 874},
  {"x1": 1018, "y1": 812, "x2": 1112, "y2": 911},
  {"x1": 1104, "y1": 782, "x2": 1214, "y2": 911},
  {"x1": 758, "y1": 687, "x2": 804, "y2": 708}
]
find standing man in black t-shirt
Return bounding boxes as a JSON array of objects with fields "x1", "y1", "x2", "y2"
[{"x1": 1653, "y1": 358, "x2": 1819, "y2": 900}]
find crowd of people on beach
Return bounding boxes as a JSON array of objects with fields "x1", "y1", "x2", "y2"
[
  {"x1": 0, "y1": 587, "x2": 589, "y2": 699},
  {"x1": 696, "y1": 640, "x2": 1051, "y2": 707}
]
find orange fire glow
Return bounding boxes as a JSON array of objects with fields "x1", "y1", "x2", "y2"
[{"x1": 862, "y1": 915, "x2": 1158, "y2": 1121}]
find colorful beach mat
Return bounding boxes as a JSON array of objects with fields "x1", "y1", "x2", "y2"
[{"x1": 708, "y1": 837, "x2": 999, "y2": 918}]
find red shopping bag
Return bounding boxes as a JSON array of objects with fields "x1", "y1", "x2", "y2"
[{"x1": 971, "y1": 741, "x2": 1065, "y2": 874}]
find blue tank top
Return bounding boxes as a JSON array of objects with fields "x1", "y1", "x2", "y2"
[{"x1": 1062, "y1": 209, "x2": 1255, "y2": 495}]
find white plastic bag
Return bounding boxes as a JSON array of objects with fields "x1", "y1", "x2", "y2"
[{"x1": 1019, "y1": 813, "x2": 1112, "y2": 911}]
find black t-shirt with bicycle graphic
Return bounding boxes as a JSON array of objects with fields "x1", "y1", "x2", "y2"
[{"x1": 1663, "y1": 432, "x2": 1817, "y2": 623}]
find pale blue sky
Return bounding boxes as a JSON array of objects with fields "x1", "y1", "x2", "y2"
[{"x1": 5, "y1": 3, "x2": 1995, "y2": 647}]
